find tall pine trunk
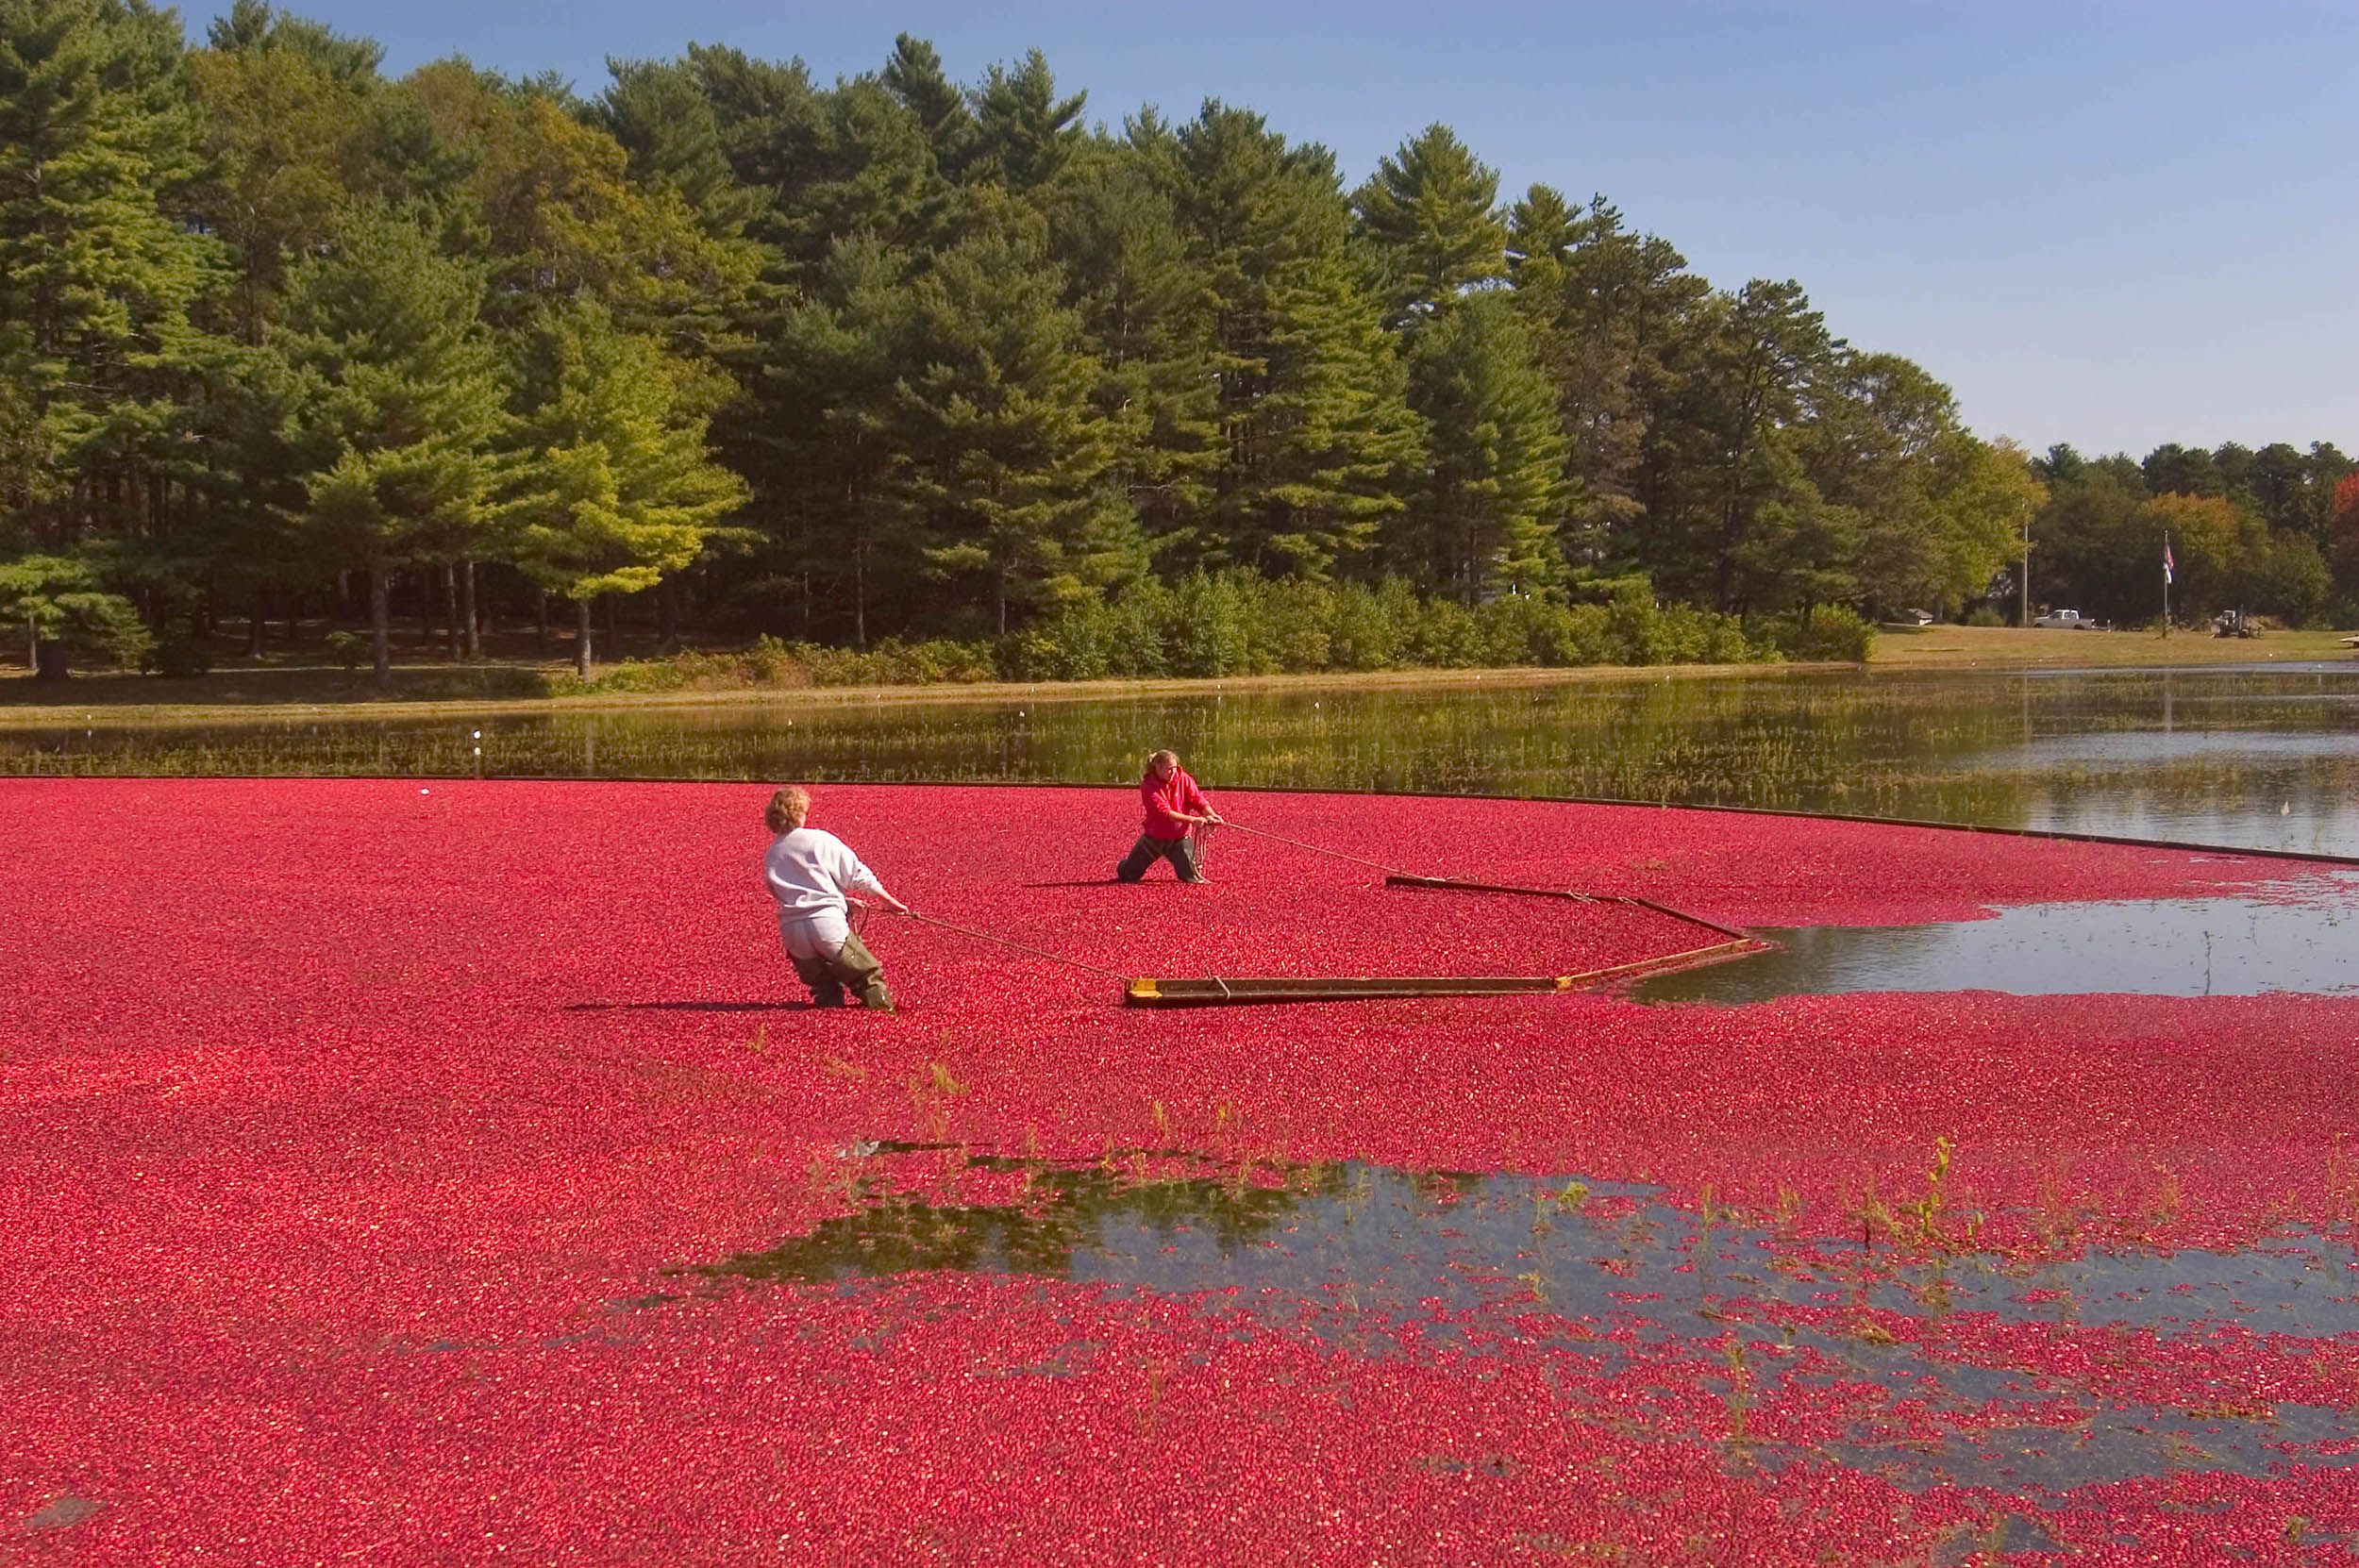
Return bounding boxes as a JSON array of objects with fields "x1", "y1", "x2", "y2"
[
  {"x1": 849, "y1": 480, "x2": 867, "y2": 650},
  {"x1": 246, "y1": 586, "x2": 265, "y2": 657},
  {"x1": 575, "y1": 596, "x2": 594, "y2": 679},
  {"x1": 460, "y1": 560, "x2": 480, "y2": 659},
  {"x1": 535, "y1": 589, "x2": 549, "y2": 652},
  {"x1": 442, "y1": 564, "x2": 460, "y2": 659},
  {"x1": 658, "y1": 576, "x2": 678, "y2": 650},
  {"x1": 855, "y1": 537, "x2": 868, "y2": 650},
  {"x1": 369, "y1": 564, "x2": 393, "y2": 691}
]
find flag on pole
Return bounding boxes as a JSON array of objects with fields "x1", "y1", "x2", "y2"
[{"x1": 2163, "y1": 539, "x2": 2175, "y2": 585}]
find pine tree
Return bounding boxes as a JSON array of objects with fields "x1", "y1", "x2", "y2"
[
  {"x1": 176, "y1": 17, "x2": 385, "y2": 650},
  {"x1": 683, "y1": 49, "x2": 954, "y2": 279},
  {"x1": 186, "y1": 28, "x2": 375, "y2": 344},
  {"x1": 0, "y1": 0, "x2": 224, "y2": 669},
  {"x1": 893, "y1": 206, "x2": 1139, "y2": 635},
  {"x1": 963, "y1": 49, "x2": 1085, "y2": 194},
  {"x1": 1352, "y1": 124, "x2": 1508, "y2": 323},
  {"x1": 0, "y1": 551, "x2": 151, "y2": 672},
  {"x1": 1504, "y1": 184, "x2": 1578, "y2": 286},
  {"x1": 761, "y1": 235, "x2": 924, "y2": 647},
  {"x1": 501, "y1": 300, "x2": 747, "y2": 676},
  {"x1": 1162, "y1": 104, "x2": 1425, "y2": 577},
  {"x1": 393, "y1": 62, "x2": 764, "y2": 355},
  {"x1": 276, "y1": 205, "x2": 508, "y2": 686},
  {"x1": 1401, "y1": 292, "x2": 1568, "y2": 599},
  {"x1": 879, "y1": 34, "x2": 973, "y2": 177},
  {"x1": 1349, "y1": 129, "x2": 1563, "y2": 596},
  {"x1": 592, "y1": 56, "x2": 768, "y2": 242},
  {"x1": 203, "y1": 1, "x2": 382, "y2": 88},
  {"x1": 1046, "y1": 129, "x2": 1220, "y2": 559},
  {"x1": 1642, "y1": 279, "x2": 1838, "y2": 613},
  {"x1": 1511, "y1": 190, "x2": 1711, "y2": 575},
  {"x1": 1254, "y1": 241, "x2": 1426, "y2": 575},
  {"x1": 680, "y1": 42, "x2": 821, "y2": 216},
  {"x1": 1160, "y1": 102, "x2": 1299, "y2": 573}
]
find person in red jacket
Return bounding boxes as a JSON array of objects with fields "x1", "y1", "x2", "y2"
[{"x1": 1117, "y1": 749, "x2": 1223, "y2": 884}]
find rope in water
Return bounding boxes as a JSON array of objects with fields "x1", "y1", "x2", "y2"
[
  {"x1": 1224, "y1": 819, "x2": 1760, "y2": 947},
  {"x1": 1216, "y1": 820, "x2": 1414, "y2": 878},
  {"x1": 890, "y1": 908, "x2": 1127, "y2": 980},
  {"x1": 861, "y1": 816, "x2": 1745, "y2": 986},
  {"x1": 1220, "y1": 820, "x2": 1614, "y2": 907}
]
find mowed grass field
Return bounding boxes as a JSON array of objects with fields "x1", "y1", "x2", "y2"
[{"x1": 1867, "y1": 621, "x2": 2357, "y2": 668}]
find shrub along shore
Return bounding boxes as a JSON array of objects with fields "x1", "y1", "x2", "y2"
[
  {"x1": 0, "y1": 572, "x2": 1878, "y2": 713},
  {"x1": 562, "y1": 575, "x2": 1872, "y2": 695},
  {"x1": 7, "y1": 604, "x2": 2351, "y2": 722}
]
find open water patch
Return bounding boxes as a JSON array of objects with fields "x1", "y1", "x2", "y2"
[
  {"x1": 1631, "y1": 888, "x2": 2359, "y2": 1003},
  {"x1": 686, "y1": 1149, "x2": 2359, "y2": 1496}
]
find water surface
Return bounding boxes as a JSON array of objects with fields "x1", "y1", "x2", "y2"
[
  {"x1": 8, "y1": 664, "x2": 2358, "y2": 856},
  {"x1": 1632, "y1": 889, "x2": 2359, "y2": 1003}
]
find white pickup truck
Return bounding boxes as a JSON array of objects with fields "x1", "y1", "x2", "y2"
[{"x1": 2033, "y1": 609, "x2": 2098, "y2": 629}]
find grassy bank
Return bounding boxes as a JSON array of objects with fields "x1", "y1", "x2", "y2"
[
  {"x1": 0, "y1": 655, "x2": 1851, "y2": 725},
  {"x1": 1, "y1": 622, "x2": 2349, "y2": 726},
  {"x1": 1867, "y1": 623, "x2": 2358, "y2": 668}
]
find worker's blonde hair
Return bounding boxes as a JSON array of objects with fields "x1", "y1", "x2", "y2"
[
  {"x1": 764, "y1": 786, "x2": 811, "y2": 833},
  {"x1": 1147, "y1": 748, "x2": 1180, "y2": 769}
]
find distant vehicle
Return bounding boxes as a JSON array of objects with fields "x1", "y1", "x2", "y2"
[
  {"x1": 2214, "y1": 609, "x2": 2257, "y2": 639},
  {"x1": 1902, "y1": 609, "x2": 1934, "y2": 626},
  {"x1": 2033, "y1": 609, "x2": 2098, "y2": 629}
]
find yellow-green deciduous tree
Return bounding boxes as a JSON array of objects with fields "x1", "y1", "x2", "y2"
[{"x1": 502, "y1": 301, "x2": 746, "y2": 676}]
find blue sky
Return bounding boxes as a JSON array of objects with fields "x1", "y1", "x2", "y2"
[{"x1": 184, "y1": 0, "x2": 2359, "y2": 458}]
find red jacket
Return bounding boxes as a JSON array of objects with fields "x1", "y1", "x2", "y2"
[{"x1": 1140, "y1": 766, "x2": 1211, "y2": 841}]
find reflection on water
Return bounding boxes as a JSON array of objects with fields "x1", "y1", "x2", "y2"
[
  {"x1": 1632, "y1": 888, "x2": 2359, "y2": 1003},
  {"x1": 694, "y1": 1154, "x2": 1342, "y2": 1284},
  {"x1": 7, "y1": 664, "x2": 2359, "y2": 855},
  {"x1": 691, "y1": 1147, "x2": 2359, "y2": 1499}
]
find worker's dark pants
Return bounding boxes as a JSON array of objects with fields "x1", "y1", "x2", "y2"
[
  {"x1": 791, "y1": 930, "x2": 894, "y2": 1011},
  {"x1": 1117, "y1": 833, "x2": 1202, "y2": 884}
]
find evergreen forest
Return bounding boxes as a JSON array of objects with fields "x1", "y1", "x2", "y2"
[{"x1": 5, "y1": 0, "x2": 2354, "y2": 686}]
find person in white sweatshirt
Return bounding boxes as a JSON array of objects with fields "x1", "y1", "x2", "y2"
[{"x1": 762, "y1": 786, "x2": 909, "y2": 1011}]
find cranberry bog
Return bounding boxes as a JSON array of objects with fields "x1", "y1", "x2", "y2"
[{"x1": 8, "y1": 777, "x2": 2359, "y2": 1564}]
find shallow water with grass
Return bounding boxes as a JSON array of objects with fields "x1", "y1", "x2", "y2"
[
  {"x1": 686, "y1": 1143, "x2": 2359, "y2": 1506},
  {"x1": 7, "y1": 663, "x2": 2359, "y2": 856}
]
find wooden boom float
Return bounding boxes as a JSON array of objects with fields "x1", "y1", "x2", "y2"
[{"x1": 1120, "y1": 873, "x2": 1767, "y2": 1008}]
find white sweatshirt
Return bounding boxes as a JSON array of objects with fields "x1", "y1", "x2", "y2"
[{"x1": 763, "y1": 828, "x2": 890, "y2": 956}]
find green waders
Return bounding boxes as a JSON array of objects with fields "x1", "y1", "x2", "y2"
[
  {"x1": 791, "y1": 928, "x2": 895, "y2": 1012},
  {"x1": 1116, "y1": 833, "x2": 1202, "y2": 884}
]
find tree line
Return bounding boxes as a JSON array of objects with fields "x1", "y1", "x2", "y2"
[
  {"x1": 2023, "y1": 442, "x2": 2358, "y2": 628},
  {"x1": 2, "y1": 2, "x2": 2347, "y2": 690}
]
